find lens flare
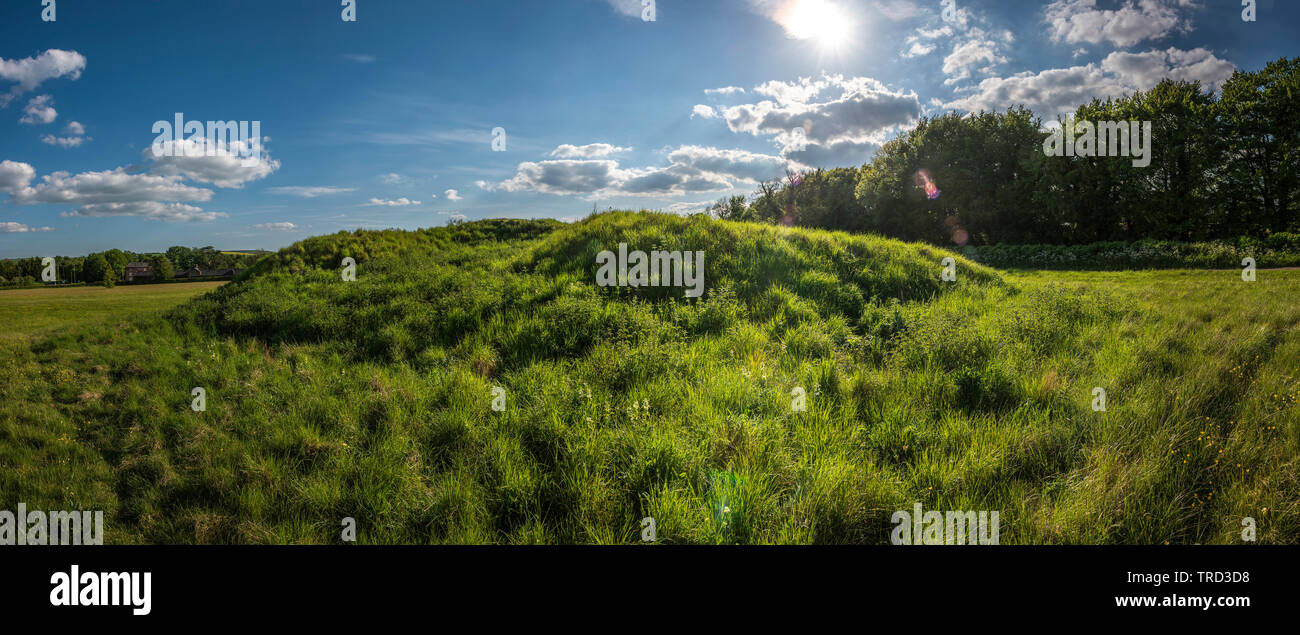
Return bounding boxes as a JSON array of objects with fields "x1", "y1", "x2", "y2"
[{"x1": 915, "y1": 170, "x2": 941, "y2": 200}]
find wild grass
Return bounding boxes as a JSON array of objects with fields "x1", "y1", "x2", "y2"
[{"x1": 0, "y1": 213, "x2": 1295, "y2": 544}]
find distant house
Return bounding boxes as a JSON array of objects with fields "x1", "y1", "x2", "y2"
[
  {"x1": 174, "y1": 267, "x2": 244, "y2": 279},
  {"x1": 123, "y1": 262, "x2": 154, "y2": 282}
]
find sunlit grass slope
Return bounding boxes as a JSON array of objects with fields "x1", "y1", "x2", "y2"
[{"x1": 1, "y1": 213, "x2": 1295, "y2": 544}]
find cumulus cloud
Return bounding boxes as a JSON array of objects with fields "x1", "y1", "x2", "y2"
[
  {"x1": 0, "y1": 49, "x2": 86, "y2": 107},
  {"x1": 367, "y1": 197, "x2": 420, "y2": 206},
  {"x1": 705, "y1": 86, "x2": 746, "y2": 95},
  {"x1": 1100, "y1": 47, "x2": 1235, "y2": 92},
  {"x1": 1, "y1": 221, "x2": 54, "y2": 233},
  {"x1": 942, "y1": 47, "x2": 1235, "y2": 117},
  {"x1": 495, "y1": 160, "x2": 626, "y2": 196},
  {"x1": 267, "y1": 185, "x2": 355, "y2": 198},
  {"x1": 549, "y1": 143, "x2": 630, "y2": 158},
  {"x1": 491, "y1": 145, "x2": 789, "y2": 197},
  {"x1": 902, "y1": 41, "x2": 936, "y2": 58},
  {"x1": 1044, "y1": 0, "x2": 1199, "y2": 48},
  {"x1": 444, "y1": 189, "x2": 463, "y2": 201},
  {"x1": 254, "y1": 222, "x2": 296, "y2": 230},
  {"x1": 0, "y1": 161, "x2": 224, "y2": 222},
  {"x1": 146, "y1": 137, "x2": 279, "y2": 188},
  {"x1": 10, "y1": 167, "x2": 212, "y2": 206},
  {"x1": 691, "y1": 105, "x2": 718, "y2": 119},
  {"x1": 901, "y1": 25, "x2": 950, "y2": 58},
  {"x1": 41, "y1": 120, "x2": 89, "y2": 147},
  {"x1": 666, "y1": 146, "x2": 790, "y2": 183},
  {"x1": 0, "y1": 160, "x2": 37, "y2": 192},
  {"x1": 942, "y1": 39, "x2": 1008, "y2": 85},
  {"x1": 713, "y1": 74, "x2": 920, "y2": 163},
  {"x1": 19, "y1": 95, "x2": 57, "y2": 124}
]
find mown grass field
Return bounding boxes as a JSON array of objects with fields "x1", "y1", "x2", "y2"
[
  {"x1": 0, "y1": 214, "x2": 1295, "y2": 544},
  {"x1": 0, "y1": 282, "x2": 226, "y2": 346}
]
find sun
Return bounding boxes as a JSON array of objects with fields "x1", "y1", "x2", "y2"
[{"x1": 777, "y1": 0, "x2": 854, "y2": 50}]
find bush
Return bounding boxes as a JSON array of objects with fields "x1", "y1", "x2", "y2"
[{"x1": 970, "y1": 237, "x2": 1300, "y2": 270}]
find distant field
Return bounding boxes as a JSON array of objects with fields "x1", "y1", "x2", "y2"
[{"x1": 0, "y1": 282, "x2": 225, "y2": 345}]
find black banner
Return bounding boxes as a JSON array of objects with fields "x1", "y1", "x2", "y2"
[{"x1": 0, "y1": 546, "x2": 1287, "y2": 623}]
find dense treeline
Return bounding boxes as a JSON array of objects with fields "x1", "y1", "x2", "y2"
[
  {"x1": 713, "y1": 57, "x2": 1299, "y2": 248},
  {"x1": 0, "y1": 246, "x2": 263, "y2": 287}
]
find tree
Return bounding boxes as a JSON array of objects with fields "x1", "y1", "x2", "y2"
[
  {"x1": 84, "y1": 253, "x2": 110, "y2": 283},
  {"x1": 101, "y1": 267, "x2": 116, "y2": 288},
  {"x1": 148, "y1": 254, "x2": 175, "y2": 280},
  {"x1": 709, "y1": 195, "x2": 752, "y2": 221},
  {"x1": 166, "y1": 246, "x2": 197, "y2": 270},
  {"x1": 1218, "y1": 57, "x2": 1300, "y2": 236},
  {"x1": 103, "y1": 249, "x2": 129, "y2": 280}
]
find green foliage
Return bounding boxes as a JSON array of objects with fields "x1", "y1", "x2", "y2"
[
  {"x1": 148, "y1": 254, "x2": 175, "y2": 280},
  {"x1": 84, "y1": 253, "x2": 110, "y2": 283},
  {"x1": 973, "y1": 234, "x2": 1300, "y2": 270},
  {"x1": 709, "y1": 58, "x2": 1300, "y2": 249},
  {"x1": 2, "y1": 215, "x2": 1297, "y2": 545}
]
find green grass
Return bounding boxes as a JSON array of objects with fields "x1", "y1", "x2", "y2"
[
  {"x1": 0, "y1": 213, "x2": 1295, "y2": 544},
  {"x1": 0, "y1": 282, "x2": 226, "y2": 345}
]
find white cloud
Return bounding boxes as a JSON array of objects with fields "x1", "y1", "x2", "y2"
[
  {"x1": 254, "y1": 222, "x2": 296, "y2": 230},
  {"x1": 917, "y1": 25, "x2": 954, "y2": 39},
  {"x1": 1101, "y1": 47, "x2": 1235, "y2": 91},
  {"x1": 692, "y1": 105, "x2": 718, "y2": 119},
  {"x1": 549, "y1": 143, "x2": 630, "y2": 158},
  {"x1": 901, "y1": 24, "x2": 951, "y2": 58},
  {"x1": 715, "y1": 74, "x2": 920, "y2": 162},
  {"x1": 40, "y1": 120, "x2": 89, "y2": 147},
  {"x1": 0, "y1": 160, "x2": 37, "y2": 192},
  {"x1": 1, "y1": 162, "x2": 224, "y2": 222},
  {"x1": 367, "y1": 197, "x2": 420, "y2": 206},
  {"x1": 342, "y1": 54, "x2": 377, "y2": 63},
  {"x1": 146, "y1": 137, "x2": 279, "y2": 188},
  {"x1": 492, "y1": 144, "x2": 789, "y2": 197},
  {"x1": 11, "y1": 168, "x2": 213, "y2": 206},
  {"x1": 942, "y1": 39, "x2": 1008, "y2": 85},
  {"x1": 379, "y1": 172, "x2": 406, "y2": 184},
  {"x1": 1, "y1": 221, "x2": 54, "y2": 233},
  {"x1": 664, "y1": 200, "x2": 718, "y2": 214},
  {"x1": 604, "y1": 0, "x2": 643, "y2": 18},
  {"x1": 444, "y1": 189, "x2": 463, "y2": 201},
  {"x1": 19, "y1": 94, "x2": 57, "y2": 124},
  {"x1": 0, "y1": 49, "x2": 86, "y2": 107},
  {"x1": 871, "y1": 0, "x2": 925, "y2": 20},
  {"x1": 267, "y1": 186, "x2": 355, "y2": 198},
  {"x1": 902, "y1": 41, "x2": 936, "y2": 58},
  {"x1": 705, "y1": 86, "x2": 746, "y2": 95},
  {"x1": 942, "y1": 47, "x2": 1234, "y2": 117},
  {"x1": 1044, "y1": 0, "x2": 1199, "y2": 48},
  {"x1": 666, "y1": 145, "x2": 790, "y2": 183},
  {"x1": 60, "y1": 202, "x2": 226, "y2": 222}
]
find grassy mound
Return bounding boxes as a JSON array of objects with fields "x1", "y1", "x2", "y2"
[{"x1": 2, "y1": 212, "x2": 1296, "y2": 544}]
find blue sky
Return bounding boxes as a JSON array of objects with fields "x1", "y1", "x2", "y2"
[{"x1": 0, "y1": 0, "x2": 1295, "y2": 257}]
